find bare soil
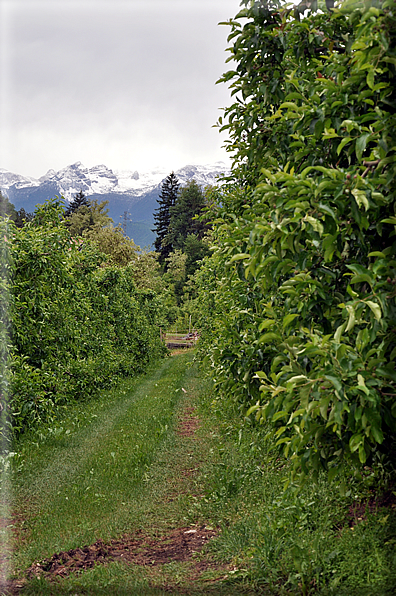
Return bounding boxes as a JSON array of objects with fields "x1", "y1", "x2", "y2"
[
  {"x1": 177, "y1": 406, "x2": 200, "y2": 438},
  {"x1": 348, "y1": 485, "x2": 396, "y2": 527},
  {"x1": 26, "y1": 526, "x2": 218, "y2": 580}
]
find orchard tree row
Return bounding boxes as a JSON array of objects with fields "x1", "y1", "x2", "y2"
[
  {"x1": 0, "y1": 196, "x2": 170, "y2": 440},
  {"x1": 195, "y1": 0, "x2": 396, "y2": 483}
]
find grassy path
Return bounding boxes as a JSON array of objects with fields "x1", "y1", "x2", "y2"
[
  {"x1": 8, "y1": 353, "x2": 396, "y2": 595},
  {"x1": 8, "y1": 353, "x2": 247, "y2": 595}
]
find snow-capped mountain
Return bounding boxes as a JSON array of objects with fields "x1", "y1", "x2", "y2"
[
  {"x1": 0, "y1": 161, "x2": 229, "y2": 203},
  {"x1": 0, "y1": 161, "x2": 230, "y2": 247},
  {"x1": 0, "y1": 169, "x2": 40, "y2": 191}
]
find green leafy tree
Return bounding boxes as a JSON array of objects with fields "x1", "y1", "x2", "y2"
[
  {"x1": 67, "y1": 198, "x2": 112, "y2": 236},
  {"x1": 163, "y1": 180, "x2": 211, "y2": 301},
  {"x1": 3, "y1": 198, "x2": 166, "y2": 438},
  {"x1": 197, "y1": 0, "x2": 396, "y2": 481},
  {"x1": 0, "y1": 192, "x2": 33, "y2": 228},
  {"x1": 183, "y1": 233, "x2": 210, "y2": 279},
  {"x1": 84, "y1": 224, "x2": 139, "y2": 267},
  {"x1": 153, "y1": 172, "x2": 180, "y2": 267},
  {"x1": 163, "y1": 249, "x2": 188, "y2": 304}
]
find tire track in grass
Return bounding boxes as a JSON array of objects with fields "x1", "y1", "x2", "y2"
[
  {"x1": 11, "y1": 357, "x2": 191, "y2": 569},
  {"x1": 8, "y1": 354, "x2": 247, "y2": 595}
]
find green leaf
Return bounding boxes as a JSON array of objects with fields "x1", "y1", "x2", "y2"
[
  {"x1": 305, "y1": 216, "x2": 324, "y2": 235},
  {"x1": 371, "y1": 424, "x2": 384, "y2": 444},
  {"x1": 334, "y1": 322, "x2": 346, "y2": 343},
  {"x1": 258, "y1": 332, "x2": 282, "y2": 344},
  {"x1": 272, "y1": 410, "x2": 289, "y2": 422},
  {"x1": 229, "y1": 253, "x2": 250, "y2": 262},
  {"x1": 324, "y1": 375, "x2": 343, "y2": 396},
  {"x1": 359, "y1": 444, "x2": 367, "y2": 464},
  {"x1": 318, "y1": 203, "x2": 337, "y2": 220},
  {"x1": 352, "y1": 189, "x2": 369, "y2": 210},
  {"x1": 323, "y1": 234, "x2": 337, "y2": 262},
  {"x1": 381, "y1": 216, "x2": 396, "y2": 225},
  {"x1": 365, "y1": 300, "x2": 381, "y2": 321},
  {"x1": 259, "y1": 168, "x2": 276, "y2": 183},
  {"x1": 346, "y1": 264, "x2": 372, "y2": 277},
  {"x1": 286, "y1": 375, "x2": 308, "y2": 386},
  {"x1": 259, "y1": 319, "x2": 275, "y2": 331},
  {"x1": 356, "y1": 328, "x2": 370, "y2": 352},
  {"x1": 282, "y1": 313, "x2": 299, "y2": 329},
  {"x1": 288, "y1": 408, "x2": 306, "y2": 422},
  {"x1": 322, "y1": 128, "x2": 339, "y2": 139},
  {"x1": 349, "y1": 433, "x2": 363, "y2": 453},
  {"x1": 274, "y1": 426, "x2": 287, "y2": 439},
  {"x1": 366, "y1": 69, "x2": 375, "y2": 90},
  {"x1": 345, "y1": 304, "x2": 356, "y2": 332},
  {"x1": 246, "y1": 403, "x2": 261, "y2": 417},
  {"x1": 336, "y1": 137, "x2": 353, "y2": 155},
  {"x1": 357, "y1": 374, "x2": 369, "y2": 395},
  {"x1": 368, "y1": 251, "x2": 386, "y2": 258},
  {"x1": 350, "y1": 273, "x2": 374, "y2": 286},
  {"x1": 376, "y1": 367, "x2": 396, "y2": 382},
  {"x1": 355, "y1": 133, "x2": 371, "y2": 161},
  {"x1": 279, "y1": 102, "x2": 300, "y2": 110},
  {"x1": 319, "y1": 397, "x2": 331, "y2": 420},
  {"x1": 341, "y1": 119, "x2": 360, "y2": 133},
  {"x1": 254, "y1": 371, "x2": 268, "y2": 379}
]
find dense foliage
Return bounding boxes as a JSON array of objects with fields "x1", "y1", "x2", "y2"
[
  {"x1": 197, "y1": 0, "x2": 396, "y2": 481},
  {"x1": 0, "y1": 199, "x2": 166, "y2": 440}
]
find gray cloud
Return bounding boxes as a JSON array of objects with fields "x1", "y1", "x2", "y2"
[{"x1": 0, "y1": 0, "x2": 242, "y2": 177}]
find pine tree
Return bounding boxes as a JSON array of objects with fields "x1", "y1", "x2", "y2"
[
  {"x1": 64, "y1": 189, "x2": 89, "y2": 218},
  {"x1": 167, "y1": 179, "x2": 208, "y2": 251},
  {"x1": 152, "y1": 172, "x2": 180, "y2": 267}
]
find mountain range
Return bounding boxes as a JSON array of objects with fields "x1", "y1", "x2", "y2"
[{"x1": 0, "y1": 161, "x2": 230, "y2": 247}]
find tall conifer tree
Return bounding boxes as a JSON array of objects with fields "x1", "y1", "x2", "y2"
[
  {"x1": 153, "y1": 172, "x2": 179, "y2": 267},
  {"x1": 64, "y1": 189, "x2": 89, "y2": 218},
  {"x1": 167, "y1": 180, "x2": 208, "y2": 251}
]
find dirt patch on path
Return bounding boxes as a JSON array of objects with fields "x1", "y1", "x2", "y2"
[
  {"x1": 26, "y1": 526, "x2": 217, "y2": 580},
  {"x1": 177, "y1": 406, "x2": 200, "y2": 438}
]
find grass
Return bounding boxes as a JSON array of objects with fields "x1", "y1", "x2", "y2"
[
  {"x1": 183, "y1": 393, "x2": 396, "y2": 596},
  {"x1": 8, "y1": 353, "x2": 396, "y2": 595},
  {"x1": 9, "y1": 353, "x2": 254, "y2": 595},
  {"x1": 13, "y1": 357, "x2": 183, "y2": 564}
]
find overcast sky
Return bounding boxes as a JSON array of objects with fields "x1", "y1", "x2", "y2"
[{"x1": 0, "y1": 0, "x2": 242, "y2": 179}]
